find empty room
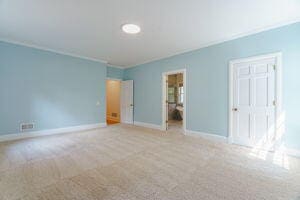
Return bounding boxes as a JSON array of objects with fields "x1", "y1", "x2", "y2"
[{"x1": 1, "y1": 1, "x2": 300, "y2": 200}]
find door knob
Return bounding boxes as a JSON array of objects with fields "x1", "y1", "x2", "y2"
[{"x1": 232, "y1": 108, "x2": 238, "y2": 111}]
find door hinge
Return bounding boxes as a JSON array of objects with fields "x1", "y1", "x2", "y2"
[
  {"x1": 273, "y1": 100, "x2": 276, "y2": 106},
  {"x1": 273, "y1": 65, "x2": 276, "y2": 70},
  {"x1": 166, "y1": 120, "x2": 168, "y2": 123},
  {"x1": 166, "y1": 100, "x2": 168, "y2": 103}
]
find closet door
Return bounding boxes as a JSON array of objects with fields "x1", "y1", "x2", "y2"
[{"x1": 121, "y1": 80, "x2": 134, "y2": 124}]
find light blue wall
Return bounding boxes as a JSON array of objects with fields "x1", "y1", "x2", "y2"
[
  {"x1": 107, "y1": 66, "x2": 124, "y2": 80},
  {"x1": 0, "y1": 41, "x2": 107, "y2": 135},
  {"x1": 124, "y1": 22, "x2": 300, "y2": 149}
]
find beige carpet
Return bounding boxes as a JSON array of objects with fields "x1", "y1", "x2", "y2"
[{"x1": 0, "y1": 124, "x2": 299, "y2": 200}]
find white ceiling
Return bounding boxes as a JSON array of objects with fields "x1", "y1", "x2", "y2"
[{"x1": 1, "y1": 0, "x2": 300, "y2": 68}]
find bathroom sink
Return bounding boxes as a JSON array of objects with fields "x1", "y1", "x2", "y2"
[{"x1": 176, "y1": 106, "x2": 183, "y2": 118}]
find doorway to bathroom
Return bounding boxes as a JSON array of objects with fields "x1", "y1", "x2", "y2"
[{"x1": 162, "y1": 69, "x2": 186, "y2": 132}]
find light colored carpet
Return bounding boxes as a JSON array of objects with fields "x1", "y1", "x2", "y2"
[
  {"x1": 168, "y1": 120, "x2": 183, "y2": 131},
  {"x1": 0, "y1": 124, "x2": 299, "y2": 200}
]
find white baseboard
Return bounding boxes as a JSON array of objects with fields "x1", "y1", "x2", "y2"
[
  {"x1": 133, "y1": 124, "x2": 300, "y2": 158},
  {"x1": 284, "y1": 147, "x2": 300, "y2": 158},
  {"x1": 134, "y1": 121, "x2": 163, "y2": 130},
  {"x1": 228, "y1": 137, "x2": 300, "y2": 158},
  {"x1": 0, "y1": 123, "x2": 107, "y2": 142},
  {"x1": 186, "y1": 129, "x2": 228, "y2": 143}
]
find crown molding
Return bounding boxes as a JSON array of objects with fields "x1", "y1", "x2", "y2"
[
  {"x1": 106, "y1": 63, "x2": 125, "y2": 69},
  {"x1": 0, "y1": 38, "x2": 108, "y2": 64},
  {"x1": 1, "y1": 18, "x2": 299, "y2": 69},
  {"x1": 124, "y1": 18, "x2": 300, "y2": 69}
]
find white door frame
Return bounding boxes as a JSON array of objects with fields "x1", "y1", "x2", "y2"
[
  {"x1": 228, "y1": 52, "x2": 282, "y2": 144},
  {"x1": 162, "y1": 68, "x2": 187, "y2": 132},
  {"x1": 106, "y1": 78, "x2": 122, "y2": 81}
]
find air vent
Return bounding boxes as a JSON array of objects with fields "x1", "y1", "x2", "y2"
[
  {"x1": 111, "y1": 113, "x2": 118, "y2": 117},
  {"x1": 20, "y1": 123, "x2": 34, "y2": 131}
]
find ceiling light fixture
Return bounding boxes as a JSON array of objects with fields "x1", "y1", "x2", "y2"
[{"x1": 122, "y1": 24, "x2": 141, "y2": 34}]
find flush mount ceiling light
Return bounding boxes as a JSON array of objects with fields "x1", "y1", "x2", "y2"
[{"x1": 122, "y1": 24, "x2": 141, "y2": 34}]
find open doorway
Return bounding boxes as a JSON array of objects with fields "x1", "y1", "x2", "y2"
[
  {"x1": 106, "y1": 79, "x2": 121, "y2": 125},
  {"x1": 162, "y1": 69, "x2": 186, "y2": 132}
]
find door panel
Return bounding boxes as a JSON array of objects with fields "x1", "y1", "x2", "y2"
[
  {"x1": 238, "y1": 78, "x2": 251, "y2": 106},
  {"x1": 237, "y1": 113, "x2": 251, "y2": 139},
  {"x1": 121, "y1": 80, "x2": 134, "y2": 124},
  {"x1": 238, "y1": 66, "x2": 250, "y2": 75},
  {"x1": 253, "y1": 114, "x2": 268, "y2": 142},
  {"x1": 254, "y1": 64, "x2": 268, "y2": 74},
  {"x1": 232, "y1": 58, "x2": 276, "y2": 147},
  {"x1": 254, "y1": 77, "x2": 268, "y2": 107}
]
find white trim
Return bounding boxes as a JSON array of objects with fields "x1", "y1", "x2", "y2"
[
  {"x1": 106, "y1": 64, "x2": 125, "y2": 69},
  {"x1": 106, "y1": 77, "x2": 122, "y2": 81},
  {"x1": 2, "y1": 19, "x2": 298, "y2": 69},
  {"x1": 0, "y1": 38, "x2": 108, "y2": 64},
  {"x1": 186, "y1": 129, "x2": 300, "y2": 158},
  {"x1": 0, "y1": 123, "x2": 107, "y2": 142},
  {"x1": 133, "y1": 123, "x2": 300, "y2": 158},
  {"x1": 228, "y1": 52, "x2": 283, "y2": 145},
  {"x1": 162, "y1": 69, "x2": 187, "y2": 132},
  {"x1": 186, "y1": 130, "x2": 228, "y2": 143},
  {"x1": 133, "y1": 121, "x2": 163, "y2": 130},
  {"x1": 284, "y1": 147, "x2": 300, "y2": 158},
  {"x1": 123, "y1": 19, "x2": 300, "y2": 68}
]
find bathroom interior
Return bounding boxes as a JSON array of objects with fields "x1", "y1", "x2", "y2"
[{"x1": 168, "y1": 73, "x2": 184, "y2": 130}]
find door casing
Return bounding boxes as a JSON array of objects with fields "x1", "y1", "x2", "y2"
[
  {"x1": 228, "y1": 52, "x2": 282, "y2": 146},
  {"x1": 162, "y1": 69, "x2": 187, "y2": 132}
]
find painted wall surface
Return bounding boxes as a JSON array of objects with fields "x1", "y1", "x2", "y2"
[
  {"x1": 124, "y1": 22, "x2": 300, "y2": 149},
  {"x1": 107, "y1": 66, "x2": 124, "y2": 80},
  {"x1": 0, "y1": 41, "x2": 107, "y2": 135},
  {"x1": 106, "y1": 80, "x2": 120, "y2": 122}
]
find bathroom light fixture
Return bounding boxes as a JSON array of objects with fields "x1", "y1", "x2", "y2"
[{"x1": 122, "y1": 24, "x2": 141, "y2": 34}]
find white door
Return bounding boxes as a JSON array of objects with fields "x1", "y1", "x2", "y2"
[
  {"x1": 232, "y1": 58, "x2": 276, "y2": 147},
  {"x1": 121, "y1": 80, "x2": 134, "y2": 124}
]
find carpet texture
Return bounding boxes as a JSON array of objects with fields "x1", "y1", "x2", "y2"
[{"x1": 0, "y1": 124, "x2": 299, "y2": 200}]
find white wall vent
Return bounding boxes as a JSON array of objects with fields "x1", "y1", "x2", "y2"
[{"x1": 20, "y1": 123, "x2": 34, "y2": 131}]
